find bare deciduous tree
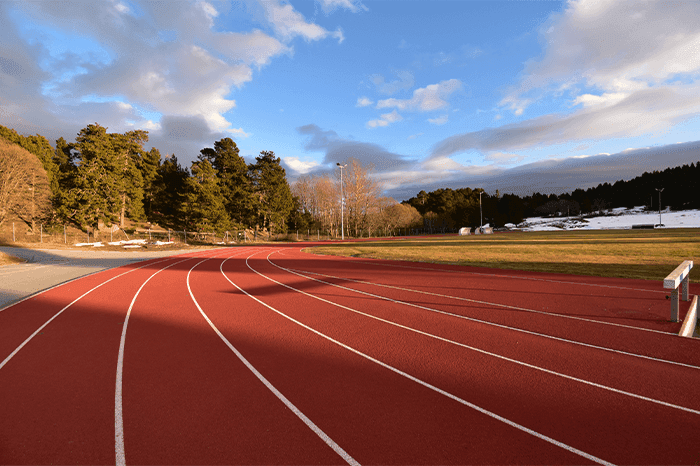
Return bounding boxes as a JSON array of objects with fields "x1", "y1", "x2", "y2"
[{"x1": 0, "y1": 139, "x2": 51, "y2": 231}]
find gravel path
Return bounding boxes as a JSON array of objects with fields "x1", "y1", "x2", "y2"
[{"x1": 0, "y1": 246, "x2": 195, "y2": 309}]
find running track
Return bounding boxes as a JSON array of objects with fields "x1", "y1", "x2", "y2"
[{"x1": 1, "y1": 244, "x2": 698, "y2": 465}]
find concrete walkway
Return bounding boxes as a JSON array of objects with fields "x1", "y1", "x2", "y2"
[{"x1": 0, "y1": 246, "x2": 194, "y2": 309}]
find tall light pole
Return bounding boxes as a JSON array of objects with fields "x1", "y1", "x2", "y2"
[
  {"x1": 656, "y1": 187, "x2": 664, "y2": 226},
  {"x1": 337, "y1": 162, "x2": 347, "y2": 240}
]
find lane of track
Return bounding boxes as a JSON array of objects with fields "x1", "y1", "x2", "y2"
[
  {"x1": 0, "y1": 249, "x2": 221, "y2": 464},
  {"x1": 233, "y1": 248, "x2": 700, "y2": 465},
  {"x1": 275, "y1": 248, "x2": 700, "y2": 366},
  {"x1": 117, "y1": 247, "x2": 351, "y2": 465},
  {"x1": 2, "y1": 242, "x2": 698, "y2": 464},
  {"x1": 196, "y1": 250, "x2": 595, "y2": 465},
  {"x1": 265, "y1": 252, "x2": 700, "y2": 407}
]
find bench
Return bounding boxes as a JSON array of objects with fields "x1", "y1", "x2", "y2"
[{"x1": 663, "y1": 260, "x2": 693, "y2": 322}]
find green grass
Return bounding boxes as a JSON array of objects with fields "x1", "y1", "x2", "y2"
[{"x1": 306, "y1": 229, "x2": 700, "y2": 283}]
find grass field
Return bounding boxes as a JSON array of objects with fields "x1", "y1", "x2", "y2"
[{"x1": 307, "y1": 229, "x2": 700, "y2": 283}]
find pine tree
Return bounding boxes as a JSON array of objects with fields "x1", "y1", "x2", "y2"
[
  {"x1": 249, "y1": 151, "x2": 293, "y2": 234},
  {"x1": 152, "y1": 154, "x2": 189, "y2": 229},
  {"x1": 64, "y1": 124, "x2": 147, "y2": 234},
  {"x1": 199, "y1": 138, "x2": 255, "y2": 227},
  {"x1": 184, "y1": 159, "x2": 231, "y2": 233},
  {"x1": 139, "y1": 147, "x2": 161, "y2": 220}
]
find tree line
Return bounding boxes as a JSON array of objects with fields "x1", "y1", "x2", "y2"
[
  {"x1": 404, "y1": 161, "x2": 700, "y2": 229},
  {"x1": 2, "y1": 120, "x2": 697, "y2": 238},
  {"x1": 0, "y1": 123, "x2": 294, "y2": 237}
]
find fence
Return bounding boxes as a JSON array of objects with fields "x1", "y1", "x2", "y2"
[{"x1": 1, "y1": 222, "x2": 462, "y2": 247}]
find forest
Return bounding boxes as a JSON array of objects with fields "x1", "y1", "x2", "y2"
[
  {"x1": 0, "y1": 124, "x2": 298, "y2": 238},
  {"x1": 404, "y1": 161, "x2": 700, "y2": 230},
  {"x1": 1, "y1": 122, "x2": 698, "y2": 239}
]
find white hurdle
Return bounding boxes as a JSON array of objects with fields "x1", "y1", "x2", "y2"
[
  {"x1": 679, "y1": 295, "x2": 698, "y2": 338},
  {"x1": 663, "y1": 260, "x2": 693, "y2": 323}
]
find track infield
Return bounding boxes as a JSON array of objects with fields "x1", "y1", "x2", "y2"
[{"x1": 1, "y1": 243, "x2": 699, "y2": 465}]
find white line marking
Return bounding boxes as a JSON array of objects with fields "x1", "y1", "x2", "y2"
[
  {"x1": 220, "y1": 251, "x2": 615, "y2": 466},
  {"x1": 291, "y1": 256, "x2": 678, "y2": 336},
  {"x1": 185, "y1": 252, "x2": 360, "y2": 466},
  {"x1": 0, "y1": 256, "x2": 178, "y2": 372},
  {"x1": 273, "y1": 262, "x2": 700, "y2": 369},
  {"x1": 115, "y1": 255, "x2": 200, "y2": 466},
  {"x1": 251, "y1": 252, "x2": 700, "y2": 416}
]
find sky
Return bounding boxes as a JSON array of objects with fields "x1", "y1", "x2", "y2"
[{"x1": 2, "y1": 0, "x2": 700, "y2": 201}]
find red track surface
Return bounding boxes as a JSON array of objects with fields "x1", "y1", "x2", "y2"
[{"x1": 1, "y1": 244, "x2": 699, "y2": 465}]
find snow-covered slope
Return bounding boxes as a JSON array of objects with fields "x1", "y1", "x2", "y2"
[{"x1": 517, "y1": 208, "x2": 700, "y2": 231}]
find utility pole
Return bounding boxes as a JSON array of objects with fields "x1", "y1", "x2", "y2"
[
  {"x1": 337, "y1": 162, "x2": 347, "y2": 240},
  {"x1": 655, "y1": 188, "x2": 664, "y2": 226}
]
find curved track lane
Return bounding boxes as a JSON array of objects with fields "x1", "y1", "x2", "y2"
[{"x1": 1, "y1": 245, "x2": 698, "y2": 465}]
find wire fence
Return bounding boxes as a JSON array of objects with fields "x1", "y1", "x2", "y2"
[{"x1": 0, "y1": 222, "x2": 459, "y2": 247}]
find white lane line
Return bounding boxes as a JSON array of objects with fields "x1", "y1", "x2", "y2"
[
  {"x1": 286, "y1": 257, "x2": 677, "y2": 336},
  {"x1": 114, "y1": 255, "x2": 205, "y2": 466},
  {"x1": 221, "y1": 251, "x2": 615, "y2": 466},
  {"x1": 0, "y1": 256, "x2": 182, "y2": 372},
  {"x1": 186, "y1": 253, "x2": 360, "y2": 466},
  {"x1": 307, "y1": 253, "x2": 669, "y2": 295},
  {"x1": 273, "y1": 262, "x2": 699, "y2": 369},
  {"x1": 250, "y1": 252, "x2": 700, "y2": 416}
]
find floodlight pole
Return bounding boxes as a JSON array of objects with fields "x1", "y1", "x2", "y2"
[
  {"x1": 337, "y1": 162, "x2": 347, "y2": 240},
  {"x1": 656, "y1": 188, "x2": 664, "y2": 225}
]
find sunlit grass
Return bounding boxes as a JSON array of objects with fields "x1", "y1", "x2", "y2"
[{"x1": 307, "y1": 229, "x2": 700, "y2": 282}]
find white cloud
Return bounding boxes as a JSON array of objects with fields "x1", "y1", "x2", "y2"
[
  {"x1": 0, "y1": 0, "x2": 342, "y2": 147},
  {"x1": 433, "y1": 85, "x2": 700, "y2": 158},
  {"x1": 356, "y1": 96, "x2": 374, "y2": 107},
  {"x1": 228, "y1": 127, "x2": 250, "y2": 138},
  {"x1": 428, "y1": 114, "x2": 448, "y2": 125},
  {"x1": 261, "y1": 0, "x2": 344, "y2": 43},
  {"x1": 283, "y1": 156, "x2": 320, "y2": 174},
  {"x1": 317, "y1": 0, "x2": 368, "y2": 14},
  {"x1": 484, "y1": 152, "x2": 526, "y2": 165},
  {"x1": 501, "y1": 0, "x2": 700, "y2": 116},
  {"x1": 367, "y1": 110, "x2": 403, "y2": 128},
  {"x1": 377, "y1": 79, "x2": 462, "y2": 112}
]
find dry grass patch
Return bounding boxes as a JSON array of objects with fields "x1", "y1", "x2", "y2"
[
  {"x1": 308, "y1": 229, "x2": 700, "y2": 282},
  {"x1": 0, "y1": 251, "x2": 24, "y2": 266}
]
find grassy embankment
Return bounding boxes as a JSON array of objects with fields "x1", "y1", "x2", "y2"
[
  {"x1": 307, "y1": 229, "x2": 700, "y2": 283},
  {"x1": 0, "y1": 251, "x2": 24, "y2": 266}
]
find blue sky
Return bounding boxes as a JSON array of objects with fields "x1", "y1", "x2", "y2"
[{"x1": 2, "y1": 0, "x2": 700, "y2": 200}]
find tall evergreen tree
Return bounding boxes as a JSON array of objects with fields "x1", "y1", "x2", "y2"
[
  {"x1": 139, "y1": 147, "x2": 162, "y2": 219},
  {"x1": 183, "y1": 159, "x2": 231, "y2": 233},
  {"x1": 249, "y1": 150, "x2": 293, "y2": 234},
  {"x1": 152, "y1": 154, "x2": 189, "y2": 229},
  {"x1": 199, "y1": 138, "x2": 254, "y2": 227},
  {"x1": 63, "y1": 124, "x2": 147, "y2": 233}
]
